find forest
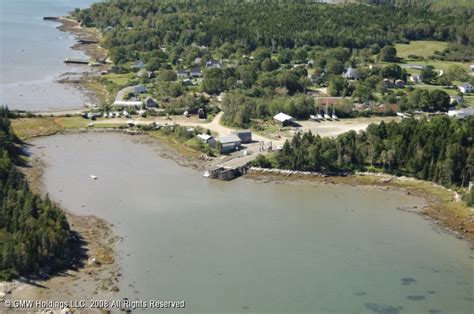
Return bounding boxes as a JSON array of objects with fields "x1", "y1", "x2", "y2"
[
  {"x1": 252, "y1": 116, "x2": 474, "y2": 192},
  {"x1": 74, "y1": 0, "x2": 473, "y2": 65},
  {"x1": 0, "y1": 107, "x2": 71, "y2": 280}
]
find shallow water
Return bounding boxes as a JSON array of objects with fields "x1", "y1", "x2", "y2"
[
  {"x1": 31, "y1": 133, "x2": 474, "y2": 314},
  {"x1": 0, "y1": 0, "x2": 97, "y2": 110}
]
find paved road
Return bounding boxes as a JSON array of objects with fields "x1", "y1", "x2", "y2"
[{"x1": 114, "y1": 85, "x2": 138, "y2": 102}]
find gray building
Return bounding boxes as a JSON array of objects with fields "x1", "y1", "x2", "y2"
[
  {"x1": 232, "y1": 130, "x2": 252, "y2": 143},
  {"x1": 216, "y1": 134, "x2": 241, "y2": 154}
]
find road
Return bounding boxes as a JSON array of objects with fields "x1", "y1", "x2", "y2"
[{"x1": 114, "y1": 85, "x2": 138, "y2": 102}]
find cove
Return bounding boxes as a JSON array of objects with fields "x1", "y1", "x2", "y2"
[{"x1": 31, "y1": 133, "x2": 474, "y2": 314}]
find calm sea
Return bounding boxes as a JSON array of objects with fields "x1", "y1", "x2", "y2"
[
  {"x1": 31, "y1": 133, "x2": 474, "y2": 314},
  {"x1": 0, "y1": 0, "x2": 98, "y2": 111}
]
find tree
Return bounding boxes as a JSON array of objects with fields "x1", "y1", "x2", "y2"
[
  {"x1": 202, "y1": 68, "x2": 227, "y2": 95},
  {"x1": 420, "y1": 65, "x2": 437, "y2": 84},
  {"x1": 328, "y1": 76, "x2": 349, "y2": 97},
  {"x1": 380, "y1": 64, "x2": 402, "y2": 79},
  {"x1": 378, "y1": 45, "x2": 398, "y2": 62}
]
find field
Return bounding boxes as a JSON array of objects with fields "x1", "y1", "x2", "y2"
[{"x1": 395, "y1": 41, "x2": 448, "y2": 59}]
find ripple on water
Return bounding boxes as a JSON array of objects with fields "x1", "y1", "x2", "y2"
[
  {"x1": 407, "y1": 295, "x2": 426, "y2": 301},
  {"x1": 365, "y1": 303, "x2": 403, "y2": 314},
  {"x1": 401, "y1": 277, "x2": 417, "y2": 285}
]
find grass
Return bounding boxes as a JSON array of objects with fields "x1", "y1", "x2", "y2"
[
  {"x1": 395, "y1": 41, "x2": 449, "y2": 59},
  {"x1": 11, "y1": 117, "x2": 62, "y2": 140}
]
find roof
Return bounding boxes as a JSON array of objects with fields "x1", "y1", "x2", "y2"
[
  {"x1": 233, "y1": 130, "x2": 251, "y2": 135},
  {"x1": 178, "y1": 70, "x2": 187, "y2": 74},
  {"x1": 113, "y1": 101, "x2": 143, "y2": 106},
  {"x1": 217, "y1": 134, "x2": 241, "y2": 144},
  {"x1": 197, "y1": 134, "x2": 213, "y2": 141},
  {"x1": 190, "y1": 68, "x2": 201, "y2": 72},
  {"x1": 273, "y1": 112, "x2": 294, "y2": 122}
]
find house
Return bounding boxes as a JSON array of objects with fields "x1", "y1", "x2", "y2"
[
  {"x1": 177, "y1": 70, "x2": 188, "y2": 79},
  {"x1": 449, "y1": 96, "x2": 464, "y2": 105},
  {"x1": 134, "y1": 85, "x2": 147, "y2": 94},
  {"x1": 447, "y1": 108, "x2": 474, "y2": 119},
  {"x1": 206, "y1": 60, "x2": 222, "y2": 68},
  {"x1": 131, "y1": 60, "x2": 145, "y2": 70},
  {"x1": 216, "y1": 134, "x2": 241, "y2": 154},
  {"x1": 343, "y1": 67, "x2": 357, "y2": 80},
  {"x1": 190, "y1": 68, "x2": 202, "y2": 78},
  {"x1": 459, "y1": 83, "x2": 474, "y2": 94},
  {"x1": 409, "y1": 74, "x2": 421, "y2": 84},
  {"x1": 197, "y1": 133, "x2": 216, "y2": 147},
  {"x1": 273, "y1": 112, "x2": 295, "y2": 126},
  {"x1": 395, "y1": 79, "x2": 405, "y2": 88},
  {"x1": 182, "y1": 79, "x2": 194, "y2": 86},
  {"x1": 145, "y1": 97, "x2": 158, "y2": 108},
  {"x1": 232, "y1": 130, "x2": 252, "y2": 144},
  {"x1": 470, "y1": 65, "x2": 474, "y2": 72}
]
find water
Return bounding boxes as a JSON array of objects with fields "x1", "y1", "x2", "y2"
[
  {"x1": 31, "y1": 133, "x2": 474, "y2": 314},
  {"x1": 0, "y1": 0, "x2": 98, "y2": 111}
]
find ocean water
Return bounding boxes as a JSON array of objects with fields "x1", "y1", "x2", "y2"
[
  {"x1": 31, "y1": 133, "x2": 474, "y2": 314},
  {"x1": 0, "y1": 0, "x2": 98, "y2": 111}
]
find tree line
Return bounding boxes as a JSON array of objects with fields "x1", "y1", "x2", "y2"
[
  {"x1": 73, "y1": 0, "x2": 472, "y2": 65},
  {"x1": 0, "y1": 107, "x2": 71, "y2": 280},
  {"x1": 253, "y1": 116, "x2": 474, "y2": 190}
]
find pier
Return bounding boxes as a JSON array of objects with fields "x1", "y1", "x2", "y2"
[
  {"x1": 43, "y1": 16, "x2": 59, "y2": 21},
  {"x1": 64, "y1": 58, "x2": 90, "y2": 65},
  {"x1": 206, "y1": 154, "x2": 256, "y2": 180}
]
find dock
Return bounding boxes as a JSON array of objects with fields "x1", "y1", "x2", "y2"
[
  {"x1": 43, "y1": 16, "x2": 59, "y2": 21},
  {"x1": 64, "y1": 58, "x2": 90, "y2": 65},
  {"x1": 206, "y1": 154, "x2": 256, "y2": 180}
]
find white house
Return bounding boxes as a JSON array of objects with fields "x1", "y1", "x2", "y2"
[
  {"x1": 409, "y1": 74, "x2": 421, "y2": 84},
  {"x1": 113, "y1": 100, "x2": 143, "y2": 107},
  {"x1": 206, "y1": 60, "x2": 222, "y2": 68},
  {"x1": 177, "y1": 70, "x2": 188, "y2": 79},
  {"x1": 190, "y1": 68, "x2": 202, "y2": 78},
  {"x1": 343, "y1": 67, "x2": 357, "y2": 80},
  {"x1": 459, "y1": 83, "x2": 474, "y2": 94}
]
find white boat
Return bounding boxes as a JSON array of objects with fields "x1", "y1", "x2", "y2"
[
  {"x1": 324, "y1": 113, "x2": 331, "y2": 120},
  {"x1": 90, "y1": 175, "x2": 98, "y2": 180},
  {"x1": 317, "y1": 114, "x2": 323, "y2": 120},
  {"x1": 310, "y1": 114, "x2": 319, "y2": 121},
  {"x1": 88, "y1": 123, "x2": 94, "y2": 127},
  {"x1": 332, "y1": 114, "x2": 338, "y2": 120},
  {"x1": 203, "y1": 171, "x2": 210, "y2": 178},
  {"x1": 127, "y1": 119, "x2": 136, "y2": 127}
]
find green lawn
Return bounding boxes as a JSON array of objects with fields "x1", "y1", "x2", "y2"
[{"x1": 395, "y1": 41, "x2": 448, "y2": 59}]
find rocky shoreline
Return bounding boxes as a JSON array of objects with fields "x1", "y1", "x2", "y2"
[{"x1": 247, "y1": 167, "x2": 474, "y2": 245}]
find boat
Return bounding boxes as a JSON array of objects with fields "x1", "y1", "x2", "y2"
[
  {"x1": 324, "y1": 113, "x2": 331, "y2": 120},
  {"x1": 127, "y1": 119, "x2": 136, "y2": 127},
  {"x1": 203, "y1": 171, "x2": 210, "y2": 178},
  {"x1": 310, "y1": 114, "x2": 319, "y2": 121},
  {"x1": 317, "y1": 113, "x2": 323, "y2": 120},
  {"x1": 332, "y1": 114, "x2": 338, "y2": 120},
  {"x1": 90, "y1": 175, "x2": 98, "y2": 180}
]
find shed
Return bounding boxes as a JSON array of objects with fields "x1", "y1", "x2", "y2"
[
  {"x1": 232, "y1": 130, "x2": 252, "y2": 143},
  {"x1": 216, "y1": 134, "x2": 241, "y2": 154},
  {"x1": 197, "y1": 133, "x2": 217, "y2": 147},
  {"x1": 132, "y1": 60, "x2": 145, "y2": 70},
  {"x1": 273, "y1": 112, "x2": 295, "y2": 126}
]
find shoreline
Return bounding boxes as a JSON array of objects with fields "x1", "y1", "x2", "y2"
[
  {"x1": 1, "y1": 151, "x2": 121, "y2": 312},
  {"x1": 1, "y1": 129, "x2": 472, "y2": 309},
  {"x1": 247, "y1": 168, "x2": 474, "y2": 245}
]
